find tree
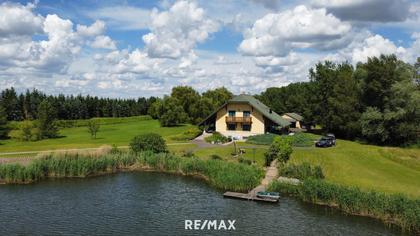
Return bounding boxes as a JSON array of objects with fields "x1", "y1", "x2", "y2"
[
  {"x1": 87, "y1": 119, "x2": 100, "y2": 139},
  {"x1": 0, "y1": 87, "x2": 22, "y2": 121},
  {"x1": 37, "y1": 100, "x2": 58, "y2": 138},
  {"x1": 309, "y1": 62, "x2": 361, "y2": 137},
  {"x1": 130, "y1": 133, "x2": 168, "y2": 154},
  {"x1": 0, "y1": 105, "x2": 8, "y2": 139},
  {"x1": 148, "y1": 99, "x2": 164, "y2": 119},
  {"x1": 264, "y1": 137, "x2": 293, "y2": 166},
  {"x1": 189, "y1": 97, "x2": 214, "y2": 124},
  {"x1": 171, "y1": 86, "x2": 200, "y2": 116},
  {"x1": 202, "y1": 87, "x2": 233, "y2": 108},
  {"x1": 159, "y1": 97, "x2": 187, "y2": 127}
]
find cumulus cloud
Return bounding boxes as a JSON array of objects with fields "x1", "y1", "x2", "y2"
[
  {"x1": 142, "y1": 0, "x2": 218, "y2": 59},
  {"x1": 76, "y1": 20, "x2": 105, "y2": 37},
  {"x1": 0, "y1": 2, "x2": 43, "y2": 37},
  {"x1": 90, "y1": 35, "x2": 116, "y2": 50},
  {"x1": 0, "y1": 3, "x2": 116, "y2": 74},
  {"x1": 350, "y1": 35, "x2": 406, "y2": 63},
  {"x1": 239, "y1": 5, "x2": 351, "y2": 57},
  {"x1": 312, "y1": 0, "x2": 411, "y2": 22}
]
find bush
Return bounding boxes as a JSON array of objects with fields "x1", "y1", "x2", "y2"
[
  {"x1": 170, "y1": 127, "x2": 202, "y2": 141},
  {"x1": 238, "y1": 157, "x2": 252, "y2": 165},
  {"x1": 210, "y1": 154, "x2": 222, "y2": 160},
  {"x1": 9, "y1": 120, "x2": 40, "y2": 141},
  {"x1": 130, "y1": 133, "x2": 168, "y2": 154},
  {"x1": 204, "y1": 132, "x2": 229, "y2": 144},
  {"x1": 279, "y1": 162, "x2": 324, "y2": 180},
  {"x1": 264, "y1": 136, "x2": 293, "y2": 166}
]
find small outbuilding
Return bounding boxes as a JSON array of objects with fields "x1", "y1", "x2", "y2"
[{"x1": 281, "y1": 113, "x2": 304, "y2": 129}]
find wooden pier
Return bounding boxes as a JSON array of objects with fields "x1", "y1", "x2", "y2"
[{"x1": 223, "y1": 191, "x2": 279, "y2": 203}]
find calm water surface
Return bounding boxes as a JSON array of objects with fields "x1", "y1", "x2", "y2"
[{"x1": 0, "y1": 172, "x2": 406, "y2": 235}]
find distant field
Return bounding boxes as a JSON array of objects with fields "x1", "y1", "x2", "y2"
[
  {"x1": 0, "y1": 117, "x2": 193, "y2": 153},
  {"x1": 291, "y1": 139, "x2": 420, "y2": 197}
]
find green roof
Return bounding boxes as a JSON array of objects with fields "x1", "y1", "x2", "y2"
[
  {"x1": 199, "y1": 94, "x2": 290, "y2": 127},
  {"x1": 284, "y1": 112, "x2": 303, "y2": 121}
]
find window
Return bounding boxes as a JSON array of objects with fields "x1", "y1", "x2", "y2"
[
  {"x1": 228, "y1": 110, "x2": 236, "y2": 117},
  {"x1": 243, "y1": 111, "x2": 251, "y2": 117},
  {"x1": 242, "y1": 124, "x2": 251, "y2": 131},
  {"x1": 227, "y1": 123, "x2": 236, "y2": 130}
]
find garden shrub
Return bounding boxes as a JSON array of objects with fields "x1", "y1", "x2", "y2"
[
  {"x1": 210, "y1": 154, "x2": 222, "y2": 160},
  {"x1": 264, "y1": 136, "x2": 293, "y2": 166},
  {"x1": 204, "y1": 132, "x2": 229, "y2": 144},
  {"x1": 130, "y1": 133, "x2": 168, "y2": 154}
]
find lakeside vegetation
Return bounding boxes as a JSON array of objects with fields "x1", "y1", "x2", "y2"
[
  {"x1": 0, "y1": 147, "x2": 264, "y2": 192},
  {"x1": 268, "y1": 179, "x2": 420, "y2": 233}
]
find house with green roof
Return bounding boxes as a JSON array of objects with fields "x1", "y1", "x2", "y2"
[
  {"x1": 199, "y1": 94, "x2": 290, "y2": 138},
  {"x1": 281, "y1": 112, "x2": 304, "y2": 130}
]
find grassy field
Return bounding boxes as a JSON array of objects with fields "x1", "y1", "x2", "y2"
[
  {"x1": 290, "y1": 139, "x2": 420, "y2": 197},
  {"x1": 0, "y1": 117, "x2": 193, "y2": 153}
]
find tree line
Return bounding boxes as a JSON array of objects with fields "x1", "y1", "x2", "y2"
[
  {"x1": 0, "y1": 88, "x2": 157, "y2": 121},
  {"x1": 257, "y1": 55, "x2": 420, "y2": 146}
]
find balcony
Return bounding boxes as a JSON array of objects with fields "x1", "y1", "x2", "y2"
[{"x1": 225, "y1": 116, "x2": 252, "y2": 123}]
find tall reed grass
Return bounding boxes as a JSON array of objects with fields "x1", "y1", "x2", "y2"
[
  {"x1": 0, "y1": 148, "x2": 264, "y2": 192},
  {"x1": 269, "y1": 179, "x2": 420, "y2": 233}
]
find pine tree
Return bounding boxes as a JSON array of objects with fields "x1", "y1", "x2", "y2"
[
  {"x1": 0, "y1": 105, "x2": 8, "y2": 139},
  {"x1": 37, "y1": 100, "x2": 58, "y2": 138}
]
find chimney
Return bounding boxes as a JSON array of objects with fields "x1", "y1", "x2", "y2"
[{"x1": 269, "y1": 109, "x2": 272, "y2": 113}]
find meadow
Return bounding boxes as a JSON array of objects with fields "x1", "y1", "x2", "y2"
[
  {"x1": 291, "y1": 139, "x2": 420, "y2": 197},
  {"x1": 0, "y1": 116, "x2": 193, "y2": 153}
]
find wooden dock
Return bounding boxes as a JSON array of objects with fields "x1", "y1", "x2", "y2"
[{"x1": 223, "y1": 191, "x2": 279, "y2": 203}]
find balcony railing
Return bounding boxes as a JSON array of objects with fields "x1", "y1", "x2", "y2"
[{"x1": 225, "y1": 116, "x2": 252, "y2": 123}]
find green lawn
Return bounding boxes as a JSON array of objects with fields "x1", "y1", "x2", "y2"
[
  {"x1": 290, "y1": 139, "x2": 420, "y2": 197},
  {"x1": 0, "y1": 119, "x2": 193, "y2": 153}
]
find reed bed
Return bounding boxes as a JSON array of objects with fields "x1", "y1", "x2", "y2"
[
  {"x1": 269, "y1": 179, "x2": 420, "y2": 233},
  {"x1": 0, "y1": 148, "x2": 264, "y2": 192}
]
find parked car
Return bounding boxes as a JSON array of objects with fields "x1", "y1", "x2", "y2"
[
  {"x1": 326, "y1": 133, "x2": 336, "y2": 146},
  {"x1": 315, "y1": 136, "x2": 334, "y2": 148}
]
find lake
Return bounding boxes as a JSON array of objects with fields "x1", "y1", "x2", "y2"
[{"x1": 0, "y1": 172, "x2": 405, "y2": 235}]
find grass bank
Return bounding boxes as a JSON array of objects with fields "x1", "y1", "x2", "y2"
[
  {"x1": 0, "y1": 148, "x2": 264, "y2": 192},
  {"x1": 269, "y1": 179, "x2": 420, "y2": 233},
  {"x1": 291, "y1": 139, "x2": 420, "y2": 197}
]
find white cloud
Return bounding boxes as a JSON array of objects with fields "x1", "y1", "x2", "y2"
[
  {"x1": 0, "y1": 2, "x2": 43, "y2": 37},
  {"x1": 312, "y1": 0, "x2": 411, "y2": 22},
  {"x1": 76, "y1": 20, "x2": 105, "y2": 37},
  {"x1": 142, "y1": 0, "x2": 219, "y2": 59},
  {"x1": 89, "y1": 6, "x2": 151, "y2": 30},
  {"x1": 351, "y1": 35, "x2": 406, "y2": 63},
  {"x1": 90, "y1": 35, "x2": 116, "y2": 50},
  {"x1": 239, "y1": 5, "x2": 351, "y2": 57}
]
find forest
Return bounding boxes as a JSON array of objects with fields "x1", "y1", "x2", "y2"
[{"x1": 0, "y1": 54, "x2": 419, "y2": 146}]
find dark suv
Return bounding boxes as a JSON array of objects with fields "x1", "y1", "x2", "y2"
[{"x1": 315, "y1": 134, "x2": 336, "y2": 148}]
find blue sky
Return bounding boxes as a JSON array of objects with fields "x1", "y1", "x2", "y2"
[{"x1": 0, "y1": 0, "x2": 419, "y2": 97}]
